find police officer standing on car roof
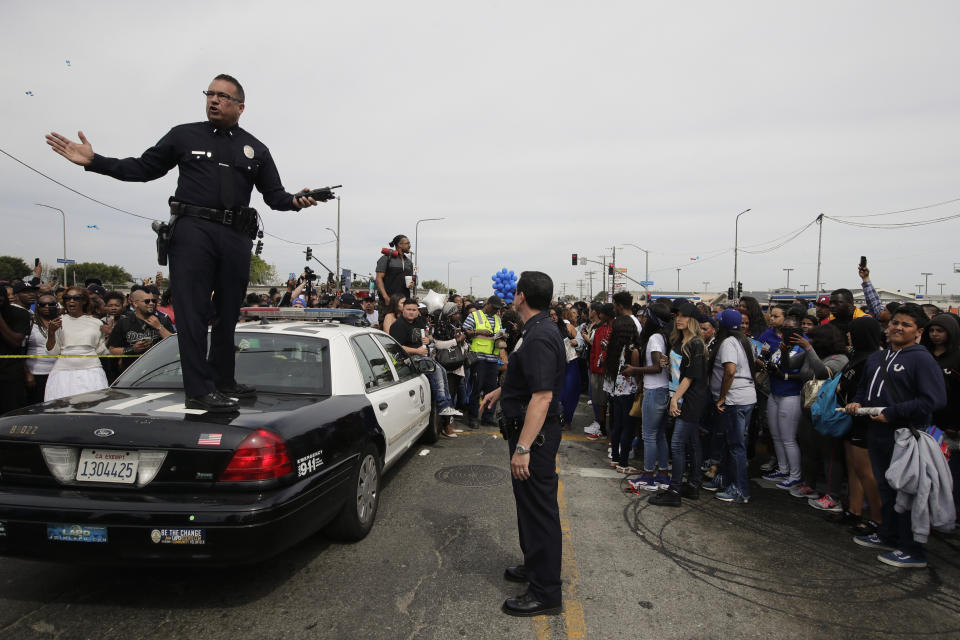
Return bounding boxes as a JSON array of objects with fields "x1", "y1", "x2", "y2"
[
  {"x1": 480, "y1": 270, "x2": 565, "y2": 617},
  {"x1": 45, "y1": 74, "x2": 324, "y2": 412}
]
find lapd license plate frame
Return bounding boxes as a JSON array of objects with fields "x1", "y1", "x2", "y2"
[{"x1": 75, "y1": 449, "x2": 139, "y2": 484}]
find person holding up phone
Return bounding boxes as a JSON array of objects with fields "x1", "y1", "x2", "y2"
[{"x1": 107, "y1": 289, "x2": 175, "y2": 371}]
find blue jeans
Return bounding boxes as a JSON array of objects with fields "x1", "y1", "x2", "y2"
[
  {"x1": 671, "y1": 417, "x2": 702, "y2": 487},
  {"x1": 559, "y1": 360, "x2": 581, "y2": 427},
  {"x1": 719, "y1": 403, "x2": 753, "y2": 498},
  {"x1": 469, "y1": 359, "x2": 500, "y2": 421},
  {"x1": 641, "y1": 387, "x2": 670, "y2": 472},
  {"x1": 609, "y1": 394, "x2": 636, "y2": 467},
  {"x1": 414, "y1": 355, "x2": 453, "y2": 411}
]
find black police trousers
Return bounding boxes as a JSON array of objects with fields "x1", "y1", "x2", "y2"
[
  {"x1": 509, "y1": 417, "x2": 563, "y2": 603},
  {"x1": 168, "y1": 216, "x2": 251, "y2": 397}
]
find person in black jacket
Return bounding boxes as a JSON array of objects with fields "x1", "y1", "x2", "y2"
[{"x1": 920, "y1": 312, "x2": 960, "y2": 520}]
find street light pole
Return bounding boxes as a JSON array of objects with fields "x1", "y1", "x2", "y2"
[
  {"x1": 676, "y1": 268, "x2": 681, "y2": 291},
  {"x1": 815, "y1": 214, "x2": 824, "y2": 297},
  {"x1": 324, "y1": 224, "x2": 339, "y2": 288},
  {"x1": 447, "y1": 260, "x2": 460, "y2": 294},
  {"x1": 469, "y1": 275, "x2": 479, "y2": 297},
  {"x1": 414, "y1": 217, "x2": 445, "y2": 297},
  {"x1": 938, "y1": 282, "x2": 946, "y2": 296},
  {"x1": 800, "y1": 284, "x2": 808, "y2": 293},
  {"x1": 625, "y1": 243, "x2": 650, "y2": 300},
  {"x1": 35, "y1": 203, "x2": 67, "y2": 284},
  {"x1": 703, "y1": 281, "x2": 710, "y2": 293},
  {"x1": 732, "y1": 208, "x2": 751, "y2": 290},
  {"x1": 783, "y1": 267, "x2": 794, "y2": 289},
  {"x1": 921, "y1": 272, "x2": 933, "y2": 297}
]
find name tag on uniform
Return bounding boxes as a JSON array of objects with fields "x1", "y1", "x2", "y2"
[{"x1": 192, "y1": 150, "x2": 212, "y2": 158}]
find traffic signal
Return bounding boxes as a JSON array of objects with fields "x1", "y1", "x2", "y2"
[
  {"x1": 572, "y1": 253, "x2": 578, "y2": 265},
  {"x1": 608, "y1": 263, "x2": 614, "y2": 275},
  {"x1": 728, "y1": 286, "x2": 735, "y2": 300},
  {"x1": 305, "y1": 247, "x2": 313, "y2": 261},
  {"x1": 737, "y1": 281, "x2": 743, "y2": 297}
]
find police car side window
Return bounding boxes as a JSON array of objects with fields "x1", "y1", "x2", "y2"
[
  {"x1": 352, "y1": 334, "x2": 395, "y2": 389},
  {"x1": 373, "y1": 335, "x2": 416, "y2": 380}
]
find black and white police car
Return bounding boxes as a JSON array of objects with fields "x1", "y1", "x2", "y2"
[{"x1": 0, "y1": 308, "x2": 443, "y2": 564}]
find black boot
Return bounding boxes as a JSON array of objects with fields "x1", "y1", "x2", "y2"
[{"x1": 681, "y1": 482, "x2": 700, "y2": 500}]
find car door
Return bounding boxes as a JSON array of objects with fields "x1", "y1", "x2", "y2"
[
  {"x1": 373, "y1": 334, "x2": 430, "y2": 448},
  {"x1": 349, "y1": 333, "x2": 410, "y2": 465}
]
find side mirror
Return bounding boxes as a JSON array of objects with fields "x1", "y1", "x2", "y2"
[{"x1": 415, "y1": 358, "x2": 436, "y2": 374}]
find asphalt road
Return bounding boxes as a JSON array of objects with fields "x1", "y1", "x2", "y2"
[{"x1": 2, "y1": 400, "x2": 960, "y2": 639}]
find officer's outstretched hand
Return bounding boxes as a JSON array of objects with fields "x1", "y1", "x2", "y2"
[
  {"x1": 46, "y1": 130, "x2": 94, "y2": 166},
  {"x1": 292, "y1": 188, "x2": 318, "y2": 209},
  {"x1": 479, "y1": 387, "x2": 501, "y2": 414}
]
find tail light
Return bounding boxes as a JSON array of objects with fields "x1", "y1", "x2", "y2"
[
  {"x1": 41, "y1": 446, "x2": 78, "y2": 483},
  {"x1": 218, "y1": 429, "x2": 292, "y2": 482}
]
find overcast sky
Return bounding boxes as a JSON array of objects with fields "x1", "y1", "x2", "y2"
[{"x1": 2, "y1": 1, "x2": 959, "y2": 299}]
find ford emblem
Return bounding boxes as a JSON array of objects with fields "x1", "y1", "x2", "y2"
[{"x1": 94, "y1": 428, "x2": 115, "y2": 438}]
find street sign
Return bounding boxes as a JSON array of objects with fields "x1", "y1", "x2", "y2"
[
  {"x1": 615, "y1": 268, "x2": 627, "y2": 273},
  {"x1": 640, "y1": 280, "x2": 654, "y2": 287},
  {"x1": 56, "y1": 258, "x2": 76, "y2": 264}
]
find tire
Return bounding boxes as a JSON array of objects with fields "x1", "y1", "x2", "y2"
[
  {"x1": 420, "y1": 401, "x2": 441, "y2": 444},
  {"x1": 324, "y1": 442, "x2": 381, "y2": 541}
]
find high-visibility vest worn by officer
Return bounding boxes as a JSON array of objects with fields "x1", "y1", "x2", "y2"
[{"x1": 469, "y1": 310, "x2": 502, "y2": 355}]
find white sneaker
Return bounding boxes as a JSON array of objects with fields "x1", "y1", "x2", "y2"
[
  {"x1": 584, "y1": 421, "x2": 601, "y2": 435},
  {"x1": 439, "y1": 407, "x2": 463, "y2": 417}
]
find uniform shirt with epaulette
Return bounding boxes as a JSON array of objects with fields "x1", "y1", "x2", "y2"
[{"x1": 500, "y1": 310, "x2": 565, "y2": 419}]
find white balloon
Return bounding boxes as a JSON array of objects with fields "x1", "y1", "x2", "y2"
[{"x1": 422, "y1": 289, "x2": 448, "y2": 314}]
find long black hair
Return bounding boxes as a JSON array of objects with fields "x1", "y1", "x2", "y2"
[
  {"x1": 708, "y1": 324, "x2": 757, "y2": 379},
  {"x1": 605, "y1": 315, "x2": 640, "y2": 378},
  {"x1": 740, "y1": 296, "x2": 767, "y2": 336},
  {"x1": 639, "y1": 302, "x2": 671, "y2": 355}
]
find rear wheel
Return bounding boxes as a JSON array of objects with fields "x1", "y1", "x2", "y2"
[
  {"x1": 324, "y1": 442, "x2": 381, "y2": 541},
  {"x1": 420, "y1": 401, "x2": 441, "y2": 443}
]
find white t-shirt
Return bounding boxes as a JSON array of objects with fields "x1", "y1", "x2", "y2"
[
  {"x1": 643, "y1": 333, "x2": 669, "y2": 389},
  {"x1": 709, "y1": 336, "x2": 757, "y2": 405}
]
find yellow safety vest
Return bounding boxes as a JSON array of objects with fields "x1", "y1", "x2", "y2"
[{"x1": 469, "y1": 310, "x2": 502, "y2": 355}]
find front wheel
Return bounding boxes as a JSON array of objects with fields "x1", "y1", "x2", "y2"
[
  {"x1": 324, "y1": 442, "x2": 381, "y2": 541},
  {"x1": 420, "y1": 401, "x2": 441, "y2": 444}
]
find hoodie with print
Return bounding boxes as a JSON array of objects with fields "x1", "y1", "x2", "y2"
[{"x1": 854, "y1": 345, "x2": 946, "y2": 426}]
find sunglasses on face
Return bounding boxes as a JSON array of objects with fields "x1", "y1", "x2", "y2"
[
  {"x1": 37, "y1": 302, "x2": 57, "y2": 307},
  {"x1": 63, "y1": 295, "x2": 85, "y2": 301},
  {"x1": 140, "y1": 299, "x2": 157, "y2": 304}
]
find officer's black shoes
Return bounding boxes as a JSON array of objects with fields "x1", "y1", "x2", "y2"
[
  {"x1": 681, "y1": 482, "x2": 701, "y2": 500},
  {"x1": 186, "y1": 391, "x2": 240, "y2": 413},
  {"x1": 216, "y1": 381, "x2": 257, "y2": 398},
  {"x1": 503, "y1": 565, "x2": 529, "y2": 583},
  {"x1": 648, "y1": 487, "x2": 682, "y2": 507},
  {"x1": 466, "y1": 418, "x2": 478, "y2": 430},
  {"x1": 480, "y1": 418, "x2": 497, "y2": 428},
  {"x1": 502, "y1": 591, "x2": 562, "y2": 617}
]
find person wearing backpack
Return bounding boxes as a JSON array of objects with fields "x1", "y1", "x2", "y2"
[
  {"x1": 846, "y1": 303, "x2": 946, "y2": 568},
  {"x1": 837, "y1": 316, "x2": 884, "y2": 535}
]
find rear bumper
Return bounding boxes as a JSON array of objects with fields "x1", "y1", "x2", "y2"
[{"x1": 0, "y1": 462, "x2": 353, "y2": 565}]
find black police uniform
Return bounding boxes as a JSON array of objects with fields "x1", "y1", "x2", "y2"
[
  {"x1": 499, "y1": 309, "x2": 566, "y2": 605},
  {"x1": 85, "y1": 121, "x2": 300, "y2": 398}
]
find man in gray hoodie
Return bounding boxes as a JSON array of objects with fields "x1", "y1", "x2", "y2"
[{"x1": 845, "y1": 303, "x2": 946, "y2": 568}]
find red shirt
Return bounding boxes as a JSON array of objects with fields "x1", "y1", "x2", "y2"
[{"x1": 589, "y1": 322, "x2": 612, "y2": 374}]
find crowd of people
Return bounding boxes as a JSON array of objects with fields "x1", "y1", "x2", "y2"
[{"x1": 2, "y1": 253, "x2": 957, "y2": 571}]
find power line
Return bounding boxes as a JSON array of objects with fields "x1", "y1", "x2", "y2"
[
  {"x1": 823, "y1": 212, "x2": 960, "y2": 229},
  {"x1": 830, "y1": 196, "x2": 960, "y2": 219},
  {"x1": 0, "y1": 145, "x2": 326, "y2": 245}
]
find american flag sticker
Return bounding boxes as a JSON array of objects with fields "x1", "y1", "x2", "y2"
[{"x1": 197, "y1": 433, "x2": 222, "y2": 446}]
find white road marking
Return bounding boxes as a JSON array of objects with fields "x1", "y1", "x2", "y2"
[{"x1": 106, "y1": 392, "x2": 173, "y2": 411}]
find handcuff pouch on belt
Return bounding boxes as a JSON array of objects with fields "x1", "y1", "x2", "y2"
[{"x1": 497, "y1": 415, "x2": 545, "y2": 446}]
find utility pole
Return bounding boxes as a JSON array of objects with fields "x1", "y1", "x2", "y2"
[
  {"x1": 702, "y1": 281, "x2": 710, "y2": 293},
  {"x1": 815, "y1": 214, "x2": 824, "y2": 298},
  {"x1": 783, "y1": 268, "x2": 794, "y2": 289},
  {"x1": 938, "y1": 282, "x2": 946, "y2": 296},
  {"x1": 800, "y1": 284, "x2": 808, "y2": 293},
  {"x1": 599, "y1": 255, "x2": 607, "y2": 299},
  {"x1": 577, "y1": 280, "x2": 585, "y2": 299},
  {"x1": 921, "y1": 272, "x2": 933, "y2": 297},
  {"x1": 916, "y1": 284, "x2": 924, "y2": 296},
  {"x1": 560, "y1": 282, "x2": 569, "y2": 300},
  {"x1": 676, "y1": 268, "x2": 681, "y2": 291},
  {"x1": 585, "y1": 270, "x2": 596, "y2": 300}
]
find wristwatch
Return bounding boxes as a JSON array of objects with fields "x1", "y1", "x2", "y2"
[{"x1": 515, "y1": 444, "x2": 532, "y2": 455}]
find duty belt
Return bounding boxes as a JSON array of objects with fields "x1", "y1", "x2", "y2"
[{"x1": 169, "y1": 201, "x2": 259, "y2": 238}]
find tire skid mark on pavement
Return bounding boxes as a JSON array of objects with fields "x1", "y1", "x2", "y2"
[{"x1": 624, "y1": 495, "x2": 960, "y2": 635}]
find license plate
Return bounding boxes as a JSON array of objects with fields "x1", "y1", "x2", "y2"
[
  {"x1": 47, "y1": 523, "x2": 108, "y2": 543},
  {"x1": 76, "y1": 449, "x2": 139, "y2": 484}
]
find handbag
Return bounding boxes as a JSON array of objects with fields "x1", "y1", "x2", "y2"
[
  {"x1": 463, "y1": 348, "x2": 478, "y2": 369},
  {"x1": 629, "y1": 389, "x2": 644, "y2": 419},
  {"x1": 802, "y1": 363, "x2": 834, "y2": 409},
  {"x1": 435, "y1": 345, "x2": 465, "y2": 371}
]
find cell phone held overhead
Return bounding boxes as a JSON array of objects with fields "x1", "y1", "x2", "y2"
[{"x1": 860, "y1": 255, "x2": 867, "y2": 269}]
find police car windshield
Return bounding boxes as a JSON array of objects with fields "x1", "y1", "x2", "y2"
[{"x1": 113, "y1": 334, "x2": 332, "y2": 395}]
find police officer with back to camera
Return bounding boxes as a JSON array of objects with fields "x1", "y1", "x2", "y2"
[
  {"x1": 480, "y1": 270, "x2": 565, "y2": 617},
  {"x1": 45, "y1": 74, "x2": 322, "y2": 412}
]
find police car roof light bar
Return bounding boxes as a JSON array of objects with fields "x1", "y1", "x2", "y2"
[{"x1": 240, "y1": 307, "x2": 365, "y2": 325}]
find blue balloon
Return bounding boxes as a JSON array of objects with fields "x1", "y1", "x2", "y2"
[{"x1": 508, "y1": 270, "x2": 515, "y2": 277}]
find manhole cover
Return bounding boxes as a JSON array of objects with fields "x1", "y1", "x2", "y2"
[{"x1": 435, "y1": 465, "x2": 509, "y2": 487}]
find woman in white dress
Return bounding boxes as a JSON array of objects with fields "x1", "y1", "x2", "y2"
[{"x1": 44, "y1": 287, "x2": 109, "y2": 401}]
